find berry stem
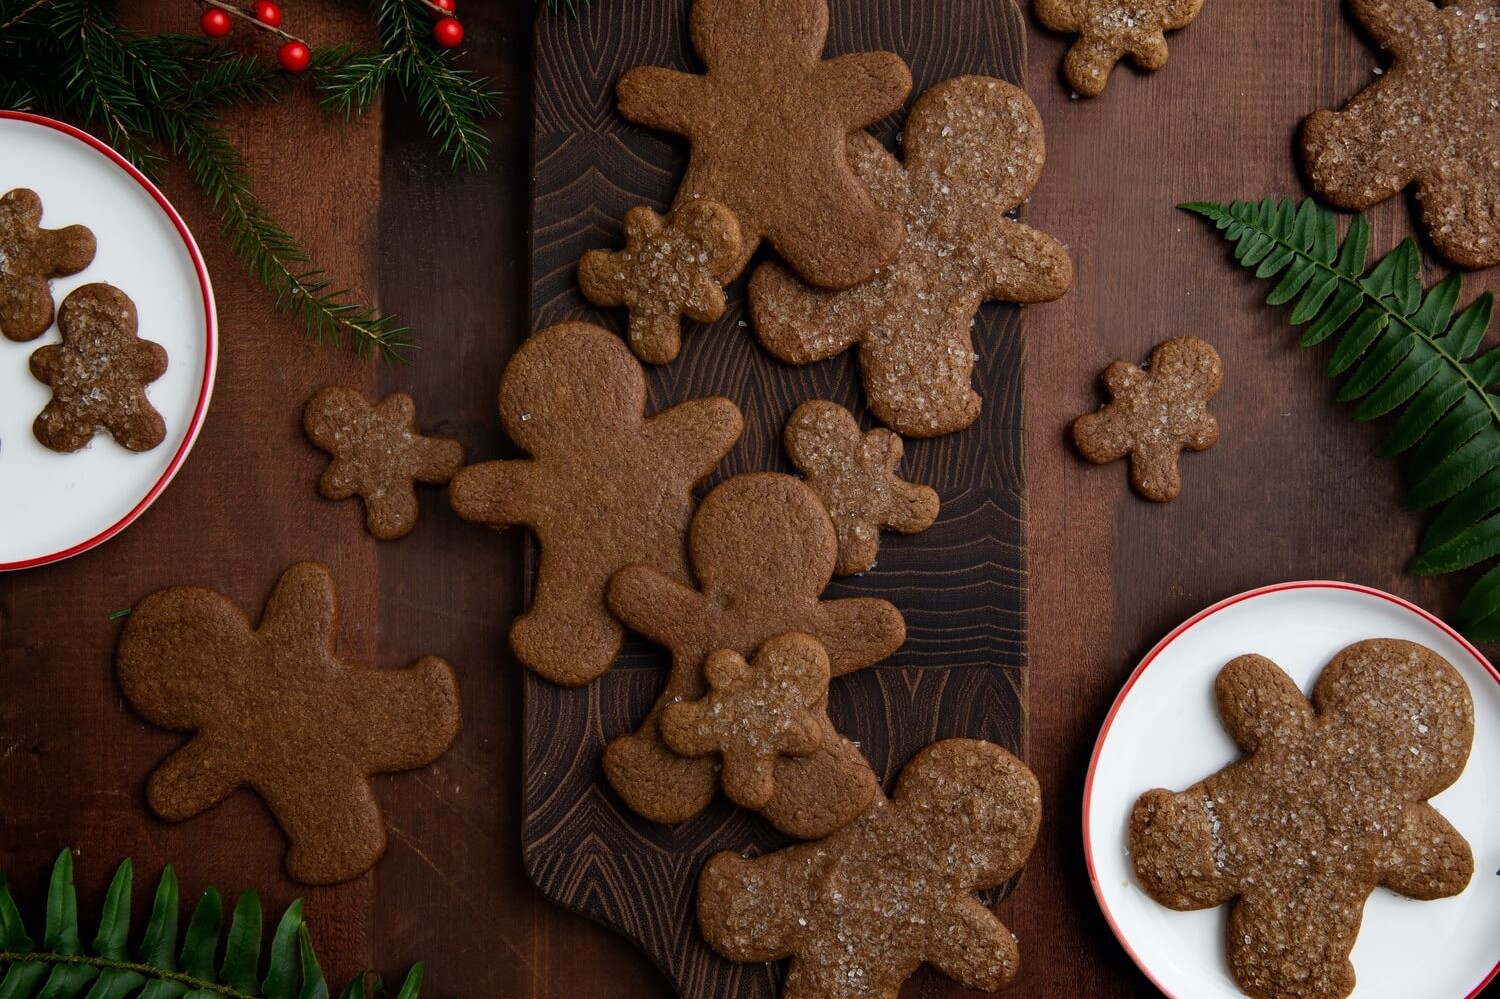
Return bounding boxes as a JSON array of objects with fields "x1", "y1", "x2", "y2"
[
  {"x1": 414, "y1": 0, "x2": 453, "y2": 16},
  {"x1": 197, "y1": 0, "x2": 308, "y2": 45}
]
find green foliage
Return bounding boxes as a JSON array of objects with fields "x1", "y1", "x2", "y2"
[
  {"x1": 318, "y1": 0, "x2": 502, "y2": 172},
  {"x1": 1185, "y1": 198, "x2": 1500, "y2": 640},
  {"x1": 0, "y1": 850, "x2": 423, "y2": 999}
]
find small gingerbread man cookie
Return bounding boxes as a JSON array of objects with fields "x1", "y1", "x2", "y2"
[
  {"x1": 1071, "y1": 336, "x2": 1221, "y2": 502},
  {"x1": 30, "y1": 283, "x2": 168, "y2": 453},
  {"x1": 449, "y1": 321, "x2": 742, "y2": 687},
  {"x1": 116, "y1": 562, "x2": 463, "y2": 885},
  {"x1": 1130, "y1": 639, "x2": 1474, "y2": 999},
  {"x1": 577, "y1": 200, "x2": 743, "y2": 364},
  {"x1": 661, "y1": 632, "x2": 831, "y2": 811},
  {"x1": 1301, "y1": 0, "x2": 1500, "y2": 269},
  {"x1": 784, "y1": 401, "x2": 939, "y2": 575},
  {"x1": 605, "y1": 472, "x2": 902, "y2": 839},
  {"x1": 1035, "y1": 0, "x2": 1207, "y2": 98},
  {"x1": 698, "y1": 739, "x2": 1043, "y2": 999},
  {"x1": 303, "y1": 386, "x2": 465, "y2": 541},
  {"x1": 0, "y1": 188, "x2": 96, "y2": 342},
  {"x1": 616, "y1": 0, "x2": 911, "y2": 289},
  {"x1": 751, "y1": 76, "x2": 1072, "y2": 437}
]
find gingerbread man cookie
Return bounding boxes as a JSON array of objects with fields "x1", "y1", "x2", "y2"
[
  {"x1": 0, "y1": 188, "x2": 96, "y2": 342},
  {"x1": 116, "y1": 562, "x2": 463, "y2": 885},
  {"x1": 303, "y1": 386, "x2": 465, "y2": 541},
  {"x1": 605, "y1": 472, "x2": 903, "y2": 839},
  {"x1": 1130, "y1": 639, "x2": 1474, "y2": 999},
  {"x1": 698, "y1": 739, "x2": 1043, "y2": 999},
  {"x1": 661, "y1": 632, "x2": 831, "y2": 811},
  {"x1": 751, "y1": 76, "x2": 1073, "y2": 437},
  {"x1": 30, "y1": 282, "x2": 168, "y2": 453},
  {"x1": 1071, "y1": 336, "x2": 1221, "y2": 502},
  {"x1": 616, "y1": 0, "x2": 911, "y2": 289},
  {"x1": 577, "y1": 200, "x2": 743, "y2": 364},
  {"x1": 1301, "y1": 0, "x2": 1500, "y2": 270},
  {"x1": 784, "y1": 401, "x2": 939, "y2": 575},
  {"x1": 1035, "y1": 0, "x2": 1207, "y2": 98},
  {"x1": 449, "y1": 321, "x2": 742, "y2": 688}
]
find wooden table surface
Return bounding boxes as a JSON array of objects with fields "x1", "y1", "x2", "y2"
[{"x1": 0, "y1": 2, "x2": 1495, "y2": 998}]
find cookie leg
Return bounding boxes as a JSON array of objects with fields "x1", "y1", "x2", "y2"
[
  {"x1": 760, "y1": 731, "x2": 878, "y2": 839},
  {"x1": 263, "y1": 769, "x2": 388, "y2": 885},
  {"x1": 1063, "y1": 36, "x2": 1123, "y2": 98},
  {"x1": 1416, "y1": 173, "x2": 1500, "y2": 270},
  {"x1": 857, "y1": 324, "x2": 982, "y2": 438},
  {"x1": 747, "y1": 262, "x2": 862, "y2": 365},
  {"x1": 510, "y1": 570, "x2": 624, "y2": 688},
  {"x1": 1301, "y1": 106, "x2": 1413, "y2": 213},
  {"x1": 1226, "y1": 891, "x2": 1360, "y2": 999},
  {"x1": 602, "y1": 712, "x2": 718, "y2": 824}
]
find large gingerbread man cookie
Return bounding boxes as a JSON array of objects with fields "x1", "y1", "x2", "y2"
[
  {"x1": 1130, "y1": 639, "x2": 1474, "y2": 999},
  {"x1": 750, "y1": 77, "x2": 1072, "y2": 437},
  {"x1": 616, "y1": 0, "x2": 911, "y2": 289},
  {"x1": 698, "y1": 739, "x2": 1043, "y2": 999},
  {"x1": 604, "y1": 472, "x2": 903, "y2": 839},
  {"x1": 0, "y1": 188, "x2": 95, "y2": 342},
  {"x1": 116, "y1": 562, "x2": 463, "y2": 885},
  {"x1": 1302, "y1": 0, "x2": 1500, "y2": 270},
  {"x1": 449, "y1": 322, "x2": 743, "y2": 687}
]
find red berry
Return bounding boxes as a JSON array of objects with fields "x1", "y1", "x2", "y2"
[
  {"x1": 277, "y1": 41, "x2": 311, "y2": 72},
  {"x1": 253, "y1": 1, "x2": 283, "y2": 27},
  {"x1": 432, "y1": 15, "x2": 463, "y2": 47},
  {"x1": 199, "y1": 8, "x2": 232, "y2": 37},
  {"x1": 432, "y1": 0, "x2": 456, "y2": 11}
]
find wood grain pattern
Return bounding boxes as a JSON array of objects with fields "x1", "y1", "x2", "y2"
[{"x1": 528, "y1": 2, "x2": 1033, "y2": 995}]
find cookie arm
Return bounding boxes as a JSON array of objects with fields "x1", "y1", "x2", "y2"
[
  {"x1": 606, "y1": 564, "x2": 708, "y2": 648},
  {"x1": 146, "y1": 736, "x2": 244, "y2": 821},
  {"x1": 814, "y1": 52, "x2": 911, "y2": 128},
  {"x1": 979, "y1": 222, "x2": 1075, "y2": 305},
  {"x1": 258, "y1": 563, "x2": 339, "y2": 656},
  {"x1": 646, "y1": 396, "x2": 743, "y2": 480},
  {"x1": 448, "y1": 459, "x2": 542, "y2": 529},
  {"x1": 616, "y1": 67, "x2": 707, "y2": 136},
  {"x1": 696, "y1": 850, "x2": 809, "y2": 963},
  {"x1": 1348, "y1": 0, "x2": 1431, "y2": 53},
  {"x1": 813, "y1": 596, "x2": 905, "y2": 676},
  {"x1": 344, "y1": 656, "x2": 462, "y2": 773},
  {"x1": 1215, "y1": 654, "x2": 1314, "y2": 753},
  {"x1": 1380, "y1": 802, "x2": 1474, "y2": 901},
  {"x1": 927, "y1": 897, "x2": 1021, "y2": 991}
]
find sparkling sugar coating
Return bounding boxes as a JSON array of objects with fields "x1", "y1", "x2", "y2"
[
  {"x1": 784, "y1": 401, "x2": 939, "y2": 575},
  {"x1": 447, "y1": 322, "x2": 743, "y2": 688},
  {"x1": 302, "y1": 386, "x2": 465, "y2": 541},
  {"x1": 604, "y1": 472, "x2": 899, "y2": 839},
  {"x1": 1071, "y1": 336, "x2": 1221, "y2": 502},
  {"x1": 750, "y1": 76, "x2": 1072, "y2": 438},
  {"x1": 1301, "y1": 0, "x2": 1500, "y2": 269},
  {"x1": 577, "y1": 200, "x2": 743, "y2": 364},
  {"x1": 1034, "y1": 0, "x2": 1207, "y2": 97},
  {"x1": 30, "y1": 282, "x2": 167, "y2": 453},
  {"x1": 660, "y1": 632, "x2": 832, "y2": 810},
  {"x1": 615, "y1": 0, "x2": 910, "y2": 289},
  {"x1": 1129, "y1": 639, "x2": 1474, "y2": 999},
  {"x1": 0, "y1": 187, "x2": 95, "y2": 342},
  {"x1": 697, "y1": 738, "x2": 1042, "y2": 999}
]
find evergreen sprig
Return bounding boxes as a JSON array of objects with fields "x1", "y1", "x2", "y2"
[
  {"x1": 317, "y1": 0, "x2": 501, "y2": 172},
  {"x1": 0, "y1": 849, "x2": 423, "y2": 999},
  {"x1": 1186, "y1": 198, "x2": 1500, "y2": 640}
]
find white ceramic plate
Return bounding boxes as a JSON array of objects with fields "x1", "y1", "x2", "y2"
[
  {"x1": 1085, "y1": 581, "x2": 1500, "y2": 999},
  {"x1": 0, "y1": 111, "x2": 216, "y2": 570}
]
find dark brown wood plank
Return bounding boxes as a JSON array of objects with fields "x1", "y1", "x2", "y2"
[{"x1": 528, "y1": 2, "x2": 1032, "y2": 995}]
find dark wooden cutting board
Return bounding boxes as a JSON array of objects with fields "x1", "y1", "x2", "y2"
[{"x1": 527, "y1": 2, "x2": 1030, "y2": 995}]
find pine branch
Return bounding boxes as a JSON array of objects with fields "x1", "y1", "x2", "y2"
[
  {"x1": 1186, "y1": 198, "x2": 1500, "y2": 639},
  {"x1": 0, "y1": 850, "x2": 423, "y2": 999}
]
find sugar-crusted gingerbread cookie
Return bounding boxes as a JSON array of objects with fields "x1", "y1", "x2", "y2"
[
  {"x1": 1071, "y1": 336, "x2": 1221, "y2": 502},
  {"x1": 1035, "y1": 0, "x2": 1207, "y2": 98},
  {"x1": 750, "y1": 76, "x2": 1072, "y2": 437},
  {"x1": 1301, "y1": 0, "x2": 1500, "y2": 270},
  {"x1": 1130, "y1": 639, "x2": 1474, "y2": 999},
  {"x1": 698, "y1": 738, "x2": 1042, "y2": 999},
  {"x1": 0, "y1": 188, "x2": 96, "y2": 342},
  {"x1": 116, "y1": 562, "x2": 463, "y2": 885},
  {"x1": 577, "y1": 200, "x2": 742, "y2": 364},
  {"x1": 784, "y1": 401, "x2": 939, "y2": 575},
  {"x1": 449, "y1": 321, "x2": 742, "y2": 687},
  {"x1": 661, "y1": 632, "x2": 831, "y2": 811},
  {"x1": 616, "y1": 0, "x2": 911, "y2": 289},
  {"x1": 30, "y1": 282, "x2": 167, "y2": 453},
  {"x1": 303, "y1": 386, "x2": 465, "y2": 541},
  {"x1": 605, "y1": 472, "x2": 902, "y2": 839}
]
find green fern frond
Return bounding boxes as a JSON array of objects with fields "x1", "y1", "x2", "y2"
[
  {"x1": 1185, "y1": 198, "x2": 1500, "y2": 641},
  {"x1": 0, "y1": 850, "x2": 424, "y2": 999}
]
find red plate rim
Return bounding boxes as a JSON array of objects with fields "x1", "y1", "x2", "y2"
[
  {"x1": 0, "y1": 110, "x2": 217, "y2": 572},
  {"x1": 1081, "y1": 579, "x2": 1500, "y2": 999}
]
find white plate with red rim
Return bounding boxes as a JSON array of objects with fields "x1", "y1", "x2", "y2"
[
  {"x1": 1084, "y1": 581, "x2": 1500, "y2": 999},
  {"x1": 0, "y1": 111, "x2": 216, "y2": 571}
]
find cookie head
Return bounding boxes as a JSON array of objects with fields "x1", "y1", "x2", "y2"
[
  {"x1": 690, "y1": 0, "x2": 827, "y2": 65},
  {"x1": 498, "y1": 322, "x2": 646, "y2": 449},
  {"x1": 117, "y1": 585, "x2": 256, "y2": 730},
  {"x1": 688, "y1": 472, "x2": 837, "y2": 598}
]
